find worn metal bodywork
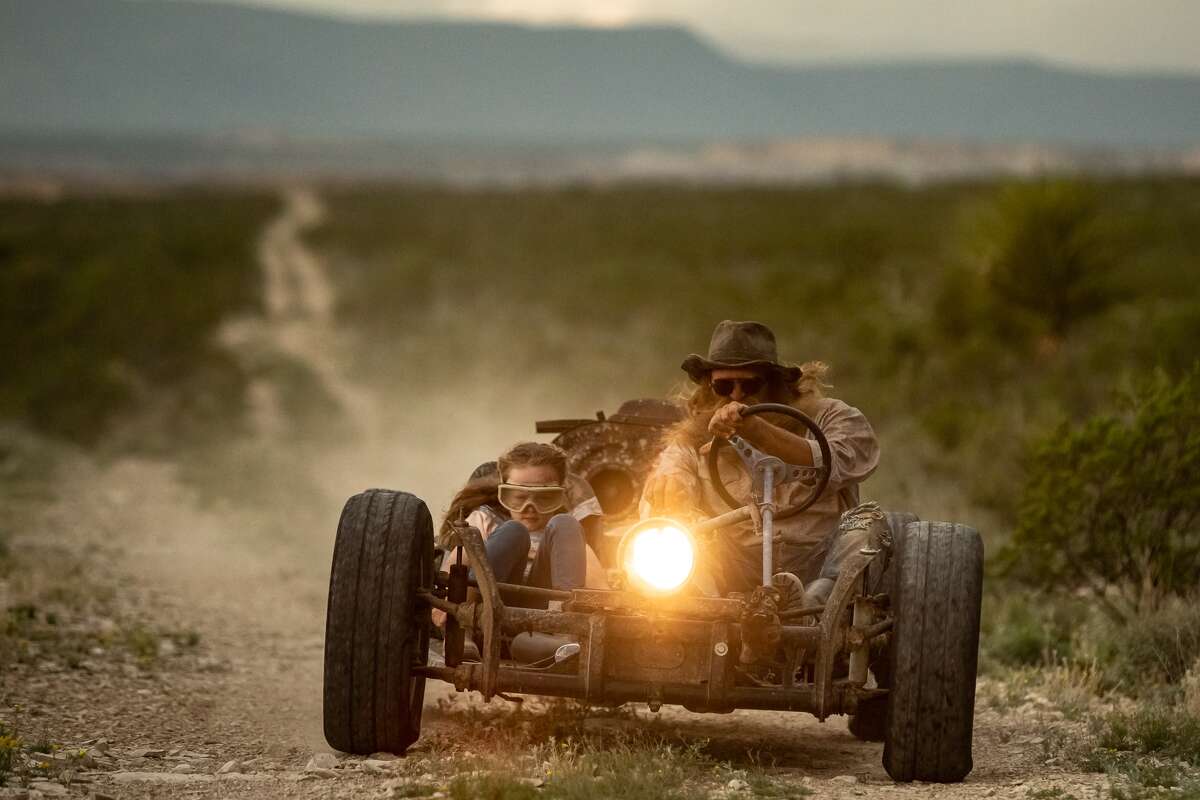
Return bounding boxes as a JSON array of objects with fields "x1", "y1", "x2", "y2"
[
  {"x1": 538, "y1": 399, "x2": 682, "y2": 524},
  {"x1": 420, "y1": 515, "x2": 893, "y2": 718}
]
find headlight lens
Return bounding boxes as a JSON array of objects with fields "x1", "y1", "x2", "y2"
[{"x1": 619, "y1": 518, "x2": 696, "y2": 595}]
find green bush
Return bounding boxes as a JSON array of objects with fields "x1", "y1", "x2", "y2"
[
  {"x1": 977, "y1": 180, "x2": 1117, "y2": 338},
  {"x1": 981, "y1": 591, "x2": 1086, "y2": 668},
  {"x1": 1002, "y1": 366, "x2": 1200, "y2": 619},
  {"x1": 982, "y1": 597, "x2": 1200, "y2": 696}
]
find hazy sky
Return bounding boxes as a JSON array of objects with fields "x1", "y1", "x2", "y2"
[{"x1": 192, "y1": 0, "x2": 1200, "y2": 73}]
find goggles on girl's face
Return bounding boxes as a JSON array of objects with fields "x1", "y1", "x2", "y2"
[{"x1": 497, "y1": 483, "x2": 568, "y2": 515}]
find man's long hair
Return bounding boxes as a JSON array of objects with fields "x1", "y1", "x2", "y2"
[{"x1": 667, "y1": 360, "x2": 830, "y2": 448}]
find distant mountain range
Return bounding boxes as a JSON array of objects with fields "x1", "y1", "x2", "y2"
[{"x1": 3, "y1": 0, "x2": 1200, "y2": 150}]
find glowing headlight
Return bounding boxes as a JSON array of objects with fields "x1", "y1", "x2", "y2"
[{"x1": 619, "y1": 518, "x2": 696, "y2": 596}]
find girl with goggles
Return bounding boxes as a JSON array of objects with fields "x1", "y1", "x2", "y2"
[
  {"x1": 439, "y1": 441, "x2": 605, "y2": 600},
  {"x1": 435, "y1": 442, "x2": 606, "y2": 663}
]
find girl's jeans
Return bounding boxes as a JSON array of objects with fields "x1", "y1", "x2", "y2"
[{"x1": 482, "y1": 513, "x2": 586, "y2": 592}]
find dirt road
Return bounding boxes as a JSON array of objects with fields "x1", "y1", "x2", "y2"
[{"x1": 4, "y1": 188, "x2": 1107, "y2": 799}]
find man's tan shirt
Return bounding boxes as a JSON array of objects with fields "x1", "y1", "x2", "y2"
[{"x1": 640, "y1": 395, "x2": 881, "y2": 555}]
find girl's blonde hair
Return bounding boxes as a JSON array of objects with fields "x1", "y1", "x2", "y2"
[{"x1": 497, "y1": 441, "x2": 568, "y2": 484}]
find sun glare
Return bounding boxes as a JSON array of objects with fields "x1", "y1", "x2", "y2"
[{"x1": 625, "y1": 524, "x2": 694, "y2": 592}]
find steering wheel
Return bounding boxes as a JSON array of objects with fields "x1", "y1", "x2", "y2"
[{"x1": 705, "y1": 403, "x2": 832, "y2": 520}]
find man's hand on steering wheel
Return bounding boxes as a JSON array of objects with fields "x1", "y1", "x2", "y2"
[
  {"x1": 708, "y1": 401, "x2": 748, "y2": 439},
  {"x1": 706, "y1": 403, "x2": 833, "y2": 520}
]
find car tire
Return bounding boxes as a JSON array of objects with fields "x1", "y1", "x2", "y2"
[
  {"x1": 324, "y1": 489, "x2": 433, "y2": 755},
  {"x1": 847, "y1": 510, "x2": 918, "y2": 742},
  {"x1": 881, "y1": 521, "x2": 983, "y2": 782}
]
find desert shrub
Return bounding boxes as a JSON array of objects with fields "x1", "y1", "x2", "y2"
[
  {"x1": 448, "y1": 774, "x2": 540, "y2": 800},
  {"x1": 1079, "y1": 706, "x2": 1200, "y2": 800},
  {"x1": 1001, "y1": 366, "x2": 1200, "y2": 619},
  {"x1": 1087, "y1": 706, "x2": 1200, "y2": 767},
  {"x1": 1110, "y1": 778, "x2": 1200, "y2": 800},
  {"x1": 1026, "y1": 789, "x2": 1078, "y2": 800},
  {"x1": 977, "y1": 180, "x2": 1117, "y2": 338},
  {"x1": 981, "y1": 591, "x2": 1085, "y2": 668},
  {"x1": 985, "y1": 601, "x2": 1200, "y2": 698},
  {"x1": 1083, "y1": 603, "x2": 1200, "y2": 694},
  {"x1": 0, "y1": 726, "x2": 19, "y2": 782},
  {"x1": 390, "y1": 783, "x2": 442, "y2": 799},
  {"x1": 1089, "y1": 749, "x2": 1200, "y2": 800},
  {"x1": 540, "y1": 737, "x2": 710, "y2": 800},
  {"x1": 1185, "y1": 662, "x2": 1200, "y2": 717}
]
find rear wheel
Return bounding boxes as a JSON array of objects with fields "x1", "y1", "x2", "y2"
[
  {"x1": 882, "y1": 521, "x2": 983, "y2": 782},
  {"x1": 324, "y1": 489, "x2": 433, "y2": 754}
]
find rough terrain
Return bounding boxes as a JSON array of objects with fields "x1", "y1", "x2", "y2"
[{"x1": 0, "y1": 188, "x2": 1109, "y2": 800}]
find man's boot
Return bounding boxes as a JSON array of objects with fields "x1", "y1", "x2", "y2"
[
  {"x1": 770, "y1": 571, "x2": 805, "y2": 612},
  {"x1": 461, "y1": 632, "x2": 481, "y2": 662},
  {"x1": 801, "y1": 577, "x2": 835, "y2": 609}
]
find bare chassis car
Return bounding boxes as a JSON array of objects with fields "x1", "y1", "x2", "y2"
[{"x1": 323, "y1": 404, "x2": 984, "y2": 783}]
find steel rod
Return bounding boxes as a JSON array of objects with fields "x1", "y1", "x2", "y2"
[
  {"x1": 779, "y1": 625, "x2": 822, "y2": 650},
  {"x1": 412, "y1": 664, "x2": 880, "y2": 715},
  {"x1": 503, "y1": 607, "x2": 595, "y2": 636},
  {"x1": 860, "y1": 617, "x2": 894, "y2": 640},
  {"x1": 693, "y1": 506, "x2": 752, "y2": 536},
  {"x1": 437, "y1": 574, "x2": 574, "y2": 602},
  {"x1": 779, "y1": 605, "x2": 826, "y2": 621},
  {"x1": 482, "y1": 580, "x2": 573, "y2": 602},
  {"x1": 761, "y1": 468, "x2": 775, "y2": 587},
  {"x1": 417, "y1": 591, "x2": 459, "y2": 615}
]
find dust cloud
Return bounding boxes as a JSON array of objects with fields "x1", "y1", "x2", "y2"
[{"x1": 40, "y1": 185, "x2": 605, "y2": 755}]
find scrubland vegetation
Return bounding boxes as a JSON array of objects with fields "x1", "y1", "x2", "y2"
[
  {"x1": 310, "y1": 176, "x2": 1200, "y2": 796},
  {"x1": 0, "y1": 190, "x2": 275, "y2": 445},
  {"x1": 309, "y1": 177, "x2": 1200, "y2": 526},
  {"x1": 1, "y1": 176, "x2": 1198, "y2": 795}
]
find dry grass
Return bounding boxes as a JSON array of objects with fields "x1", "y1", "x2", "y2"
[{"x1": 416, "y1": 697, "x2": 803, "y2": 799}]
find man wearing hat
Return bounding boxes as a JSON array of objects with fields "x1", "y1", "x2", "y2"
[{"x1": 642, "y1": 320, "x2": 880, "y2": 604}]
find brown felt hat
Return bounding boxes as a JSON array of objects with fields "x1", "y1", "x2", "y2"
[{"x1": 681, "y1": 320, "x2": 803, "y2": 383}]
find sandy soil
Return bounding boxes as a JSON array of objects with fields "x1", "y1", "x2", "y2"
[{"x1": 2, "y1": 188, "x2": 1108, "y2": 800}]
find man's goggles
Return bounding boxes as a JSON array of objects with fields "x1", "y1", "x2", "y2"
[{"x1": 497, "y1": 483, "x2": 568, "y2": 514}]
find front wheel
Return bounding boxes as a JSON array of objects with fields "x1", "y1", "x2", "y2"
[
  {"x1": 323, "y1": 489, "x2": 433, "y2": 755},
  {"x1": 882, "y1": 521, "x2": 983, "y2": 782}
]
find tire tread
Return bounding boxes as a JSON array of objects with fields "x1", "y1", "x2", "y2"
[
  {"x1": 882, "y1": 521, "x2": 983, "y2": 783},
  {"x1": 324, "y1": 489, "x2": 431, "y2": 754}
]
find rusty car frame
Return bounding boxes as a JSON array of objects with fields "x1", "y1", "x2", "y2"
[{"x1": 322, "y1": 403, "x2": 984, "y2": 783}]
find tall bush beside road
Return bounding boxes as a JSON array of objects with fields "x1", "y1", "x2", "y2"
[
  {"x1": 1002, "y1": 366, "x2": 1200, "y2": 620},
  {"x1": 978, "y1": 180, "x2": 1117, "y2": 340}
]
